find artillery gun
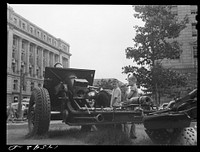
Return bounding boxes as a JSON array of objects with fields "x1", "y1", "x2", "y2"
[{"x1": 27, "y1": 67, "x2": 197, "y2": 145}]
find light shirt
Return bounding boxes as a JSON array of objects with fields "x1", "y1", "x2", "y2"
[
  {"x1": 126, "y1": 84, "x2": 138, "y2": 99},
  {"x1": 111, "y1": 87, "x2": 122, "y2": 107}
]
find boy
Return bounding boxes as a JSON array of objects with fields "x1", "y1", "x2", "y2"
[{"x1": 110, "y1": 79, "x2": 122, "y2": 107}]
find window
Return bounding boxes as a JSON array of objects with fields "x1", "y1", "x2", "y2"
[
  {"x1": 43, "y1": 34, "x2": 46, "y2": 40},
  {"x1": 48, "y1": 37, "x2": 51, "y2": 43},
  {"x1": 13, "y1": 37, "x2": 17, "y2": 46},
  {"x1": 192, "y1": 23, "x2": 197, "y2": 37},
  {"x1": 38, "y1": 83, "x2": 41, "y2": 87},
  {"x1": 22, "y1": 23, "x2": 26, "y2": 30},
  {"x1": 171, "y1": 5, "x2": 178, "y2": 15},
  {"x1": 29, "y1": 66, "x2": 32, "y2": 77},
  {"x1": 37, "y1": 31, "x2": 40, "y2": 38},
  {"x1": 190, "y1": 5, "x2": 197, "y2": 14},
  {"x1": 13, "y1": 17, "x2": 17, "y2": 24},
  {"x1": 193, "y1": 46, "x2": 197, "y2": 58},
  {"x1": 13, "y1": 80, "x2": 18, "y2": 90},
  {"x1": 30, "y1": 27, "x2": 33, "y2": 34},
  {"x1": 12, "y1": 48, "x2": 16, "y2": 59},
  {"x1": 12, "y1": 62, "x2": 16, "y2": 73},
  {"x1": 36, "y1": 68, "x2": 40, "y2": 77},
  {"x1": 22, "y1": 41, "x2": 25, "y2": 50},
  {"x1": 30, "y1": 82, "x2": 34, "y2": 91}
]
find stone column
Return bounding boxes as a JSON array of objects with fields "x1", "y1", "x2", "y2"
[
  {"x1": 59, "y1": 52, "x2": 62, "y2": 65},
  {"x1": 7, "y1": 26, "x2": 14, "y2": 74},
  {"x1": 34, "y1": 45, "x2": 37, "y2": 77},
  {"x1": 46, "y1": 50, "x2": 49, "y2": 67},
  {"x1": 52, "y1": 53, "x2": 55, "y2": 67},
  {"x1": 26, "y1": 42, "x2": 30, "y2": 77},
  {"x1": 18, "y1": 37, "x2": 22, "y2": 74},
  {"x1": 41, "y1": 48, "x2": 43, "y2": 78}
]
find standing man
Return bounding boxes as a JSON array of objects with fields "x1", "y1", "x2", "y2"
[
  {"x1": 123, "y1": 73, "x2": 139, "y2": 139},
  {"x1": 7, "y1": 102, "x2": 15, "y2": 123},
  {"x1": 110, "y1": 79, "x2": 122, "y2": 108}
]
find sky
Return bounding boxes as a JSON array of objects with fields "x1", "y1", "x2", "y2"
[{"x1": 8, "y1": 4, "x2": 144, "y2": 83}]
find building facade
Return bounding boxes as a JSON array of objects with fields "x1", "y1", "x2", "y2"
[
  {"x1": 161, "y1": 5, "x2": 198, "y2": 96},
  {"x1": 7, "y1": 6, "x2": 72, "y2": 104}
]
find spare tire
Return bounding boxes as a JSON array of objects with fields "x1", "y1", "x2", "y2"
[{"x1": 28, "y1": 87, "x2": 51, "y2": 136}]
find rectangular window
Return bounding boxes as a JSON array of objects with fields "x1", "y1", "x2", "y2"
[
  {"x1": 22, "y1": 23, "x2": 26, "y2": 30},
  {"x1": 13, "y1": 37, "x2": 17, "y2": 46},
  {"x1": 43, "y1": 34, "x2": 46, "y2": 41},
  {"x1": 22, "y1": 41, "x2": 25, "y2": 50},
  {"x1": 30, "y1": 82, "x2": 34, "y2": 91},
  {"x1": 14, "y1": 17, "x2": 17, "y2": 24},
  {"x1": 171, "y1": 5, "x2": 178, "y2": 15},
  {"x1": 193, "y1": 46, "x2": 197, "y2": 58},
  {"x1": 30, "y1": 27, "x2": 33, "y2": 34},
  {"x1": 12, "y1": 62, "x2": 16, "y2": 73},
  {"x1": 13, "y1": 80, "x2": 18, "y2": 90},
  {"x1": 29, "y1": 67, "x2": 32, "y2": 77},
  {"x1": 190, "y1": 5, "x2": 197, "y2": 14},
  {"x1": 192, "y1": 23, "x2": 197, "y2": 37},
  {"x1": 36, "y1": 68, "x2": 40, "y2": 77},
  {"x1": 37, "y1": 31, "x2": 40, "y2": 38}
]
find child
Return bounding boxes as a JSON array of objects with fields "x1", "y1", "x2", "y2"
[{"x1": 110, "y1": 79, "x2": 122, "y2": 107}]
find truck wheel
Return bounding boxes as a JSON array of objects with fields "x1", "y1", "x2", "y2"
[
  {"x1": 174, "y1": 127, "x2": 197, "y2": 145},
  {"x1": 145, "y1": 128, "x2": 182, "y2": 145},
  {"x1": 28, "y1": 87, "x2": 51, "y2": 136}
]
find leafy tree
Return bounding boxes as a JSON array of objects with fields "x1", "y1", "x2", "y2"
[
  {"x1": 96, "y1": 79, "x2": 114, "y2": 90},
  {"x1": 122, "y1": 5, "x2": 189, "y2": 105}
]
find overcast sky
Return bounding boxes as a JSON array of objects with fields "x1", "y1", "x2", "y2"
[{"x1": 9, "y1": 4, "x2": 144, "y2": 83}]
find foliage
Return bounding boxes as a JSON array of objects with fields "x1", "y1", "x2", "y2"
[
  {"x1": 122, "y1": 5, "x2": 189, "y2": 104},
  {"x1": 95, "y1": 79, "x2": 114, "y2": 90}
]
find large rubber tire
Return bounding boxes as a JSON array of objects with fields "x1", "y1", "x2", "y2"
[
  {"x1": 174, "y1": 127, "x2": 197, "y2": 145},
  {"x1": 145, "y1": 128, "x2": 182, "y2": 145},
  {"x1": 28, "y1": 87, "x2": 51, "y2": 136}
]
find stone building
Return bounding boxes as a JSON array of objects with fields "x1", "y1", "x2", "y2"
[
  {"x1": 161, "y1": 5, "x2": 198, "y2": 96},
  {"x1": 7, "y1": 6, "x2": 71, "y2": 104}
]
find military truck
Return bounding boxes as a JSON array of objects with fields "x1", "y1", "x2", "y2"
[{"x1": 27, "y1": 67, "x2": 197, "y2": 145}]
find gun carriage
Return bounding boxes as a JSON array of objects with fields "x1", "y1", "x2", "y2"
[{"x1": 28, "y1": 67, "x2": 197, "y2": 145}]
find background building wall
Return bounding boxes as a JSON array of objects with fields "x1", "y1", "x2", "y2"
[
  {"x1": 7, "y1": 6, "x2": 72, "y2": 104},
  {"x1": 160, "y1": 5, "x2": 197, "y2": 102}
]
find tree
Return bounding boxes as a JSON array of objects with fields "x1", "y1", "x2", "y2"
[
  {"x1": 122, "y1": 5, "x2": 189, "y2": 105},
  {"x1": 96, "y1": 79, "x2": 114, "y2": 90}
]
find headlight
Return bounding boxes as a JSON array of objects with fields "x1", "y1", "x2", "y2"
[{"x1": 88, "y1": 91, "x2": 96, "y2": 98}]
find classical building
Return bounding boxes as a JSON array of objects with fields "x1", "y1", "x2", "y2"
[
  {"x1": 161, "y1": 5, "x2": 198, "y2": 96},
  {"x1": 7, "y1": 6, "x2": 72, "y2": 104}
]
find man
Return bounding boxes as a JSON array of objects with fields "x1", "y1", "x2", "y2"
[
  {"x1": 7, "y1": 103, "x2": 15, "y2": 123},
  {"x1": 110, "y1": 79, "x2": 122, "y2": 108},
  {"x1": 123, "y1": 73, "x2": 139, "y2": 139}
]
